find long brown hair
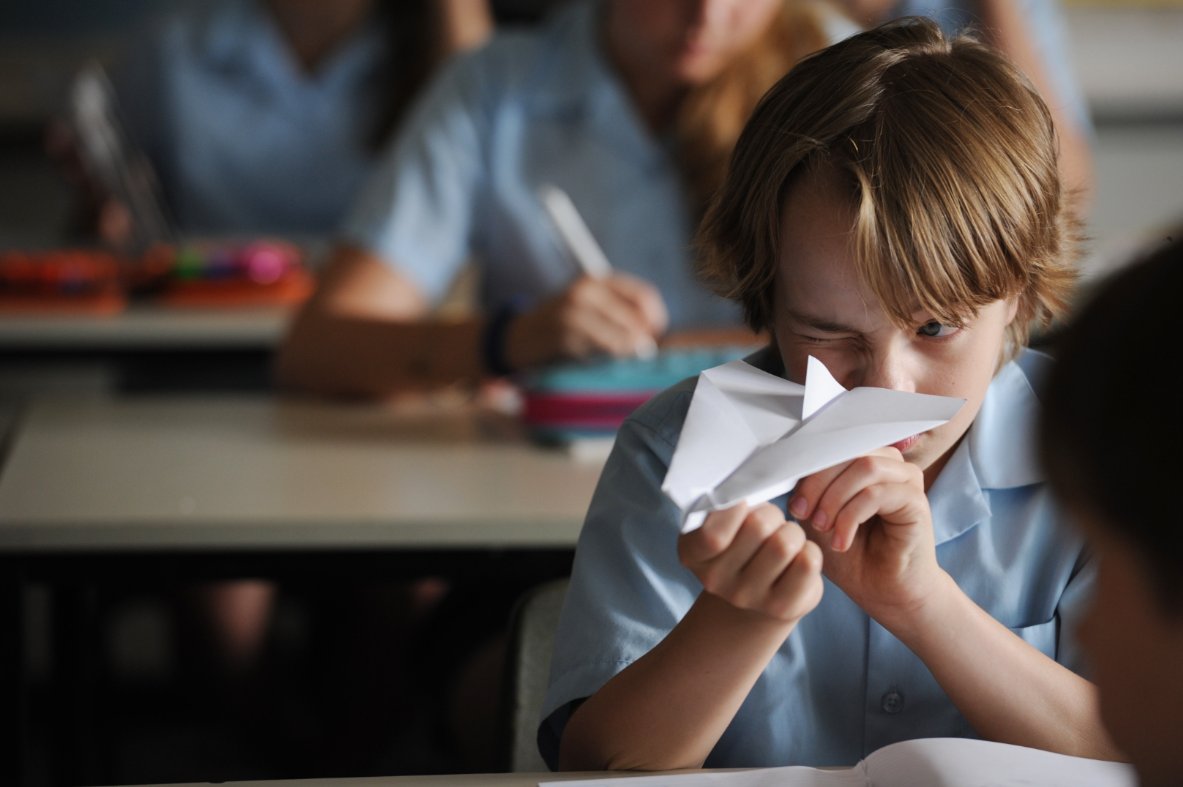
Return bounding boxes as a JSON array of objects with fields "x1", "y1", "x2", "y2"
[
  {"x1": 674, "y1": 1, "x2": 828, "y2": 214},
  {"x1": 370, "y1": 0, "x2": 445, "y2": 149}
]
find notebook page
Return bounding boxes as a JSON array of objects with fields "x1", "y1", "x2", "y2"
[
  {"x1": 863, "y1": 737, "x2": 1136, "y2": 787},
  {"x1": 539, "y1": 764, "x2": 867, "y2": 787}
]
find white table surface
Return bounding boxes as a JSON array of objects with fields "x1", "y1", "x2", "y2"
[
  {"x1": 0, "y1": 303, "x2": 292, "y2": 350},
  {"x1": 0, "y1": 395, "x2": 607, "y2": 552}
]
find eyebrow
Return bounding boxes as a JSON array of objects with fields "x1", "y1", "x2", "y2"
[{"x1": 784, "y1": 307, "x2": 860, "y2": 334}]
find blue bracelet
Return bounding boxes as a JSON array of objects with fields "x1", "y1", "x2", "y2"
[{"x1": 481, "y1": 299, "x2": 525, "y2": 377}]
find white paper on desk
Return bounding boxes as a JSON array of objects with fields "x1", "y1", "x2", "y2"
[
  {"x1": 539, "y1": 766, "x2": 862, "y2": 787},
  {"x1": 663, "y1": 356, "x2": 964, "y2": 533},
  {"x1": 537, "y1": 737, "x2": 1137, "y2": 787}
]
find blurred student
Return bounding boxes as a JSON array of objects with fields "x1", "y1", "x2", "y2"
[
  {"x1": 52, "y1": 1, "x2": 493, "y2": 774},
  {"x1": 276, "y1": 0, "x2": 843, "y2": 396},
  {"x1": 1040, "y1": 232, "x2": 1183, "y2": 787},
  {"x1": 101, "y1": 0, "x2": 490, "y2": 668},
  {"x1": 541, "y1": 18, "x2": 1120, "y2": 770},
  {"x1": 837, "y1": 0, "x2": 1092, "y2": 198},
  {"x1": 69, "y1": 0, "x2": 492, "y2": 242}
]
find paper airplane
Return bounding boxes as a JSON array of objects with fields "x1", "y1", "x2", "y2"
[{"x1": 663, "y1": 356, "x2": 964, "y2": 533}]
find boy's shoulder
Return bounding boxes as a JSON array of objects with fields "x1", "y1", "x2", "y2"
[{"x1": 626, "y1": 376, "x2": 698, "y2": 451}]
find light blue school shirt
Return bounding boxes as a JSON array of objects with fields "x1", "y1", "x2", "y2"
[
  {"x1": 897, "y1": 0, "x2": 1091, "y2": 131},
  {"x1": 341, "y1": 0, "x2": 741, "y2": 329},
  {"x1": 539, "y1": 347, "x2": 1094, "y2": 768},
  {"x1": 114, "y1": 0, "x2": 386, "y2": 236}
]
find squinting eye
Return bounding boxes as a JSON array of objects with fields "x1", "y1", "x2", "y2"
[{"x1": 917, "y1": 320, "x2": 957, "y2": 338}]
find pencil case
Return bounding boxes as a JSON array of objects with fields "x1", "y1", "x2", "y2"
[
  {"x1": 519, "y1": 346, "x2": 752, "y2": 443},
  {"x1": 146, "y1": 240, "x2": 314, "y2": 307}
]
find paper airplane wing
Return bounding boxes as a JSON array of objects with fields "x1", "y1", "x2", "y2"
[
  {"x1": 684, "y1": 387, "x2": 964, "y2": 530},
  {"x1": 662, "y1": 359, "x2": 804, "y2": 513}
]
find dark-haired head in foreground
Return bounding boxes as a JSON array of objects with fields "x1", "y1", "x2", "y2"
[{"x1": 1039, "y1": 232, "x2": 1183, "y2": 787}]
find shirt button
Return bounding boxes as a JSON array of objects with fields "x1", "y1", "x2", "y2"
[{"x1": 881, "y1": 689, "x2": 905, "y2": 714}]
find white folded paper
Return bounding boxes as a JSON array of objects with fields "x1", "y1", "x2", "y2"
[{"x1": 663, "y1": 356, "x2": 964, "y2": 533}]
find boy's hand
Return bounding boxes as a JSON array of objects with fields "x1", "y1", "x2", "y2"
[
  {"x1": 788, "y1": 447, "x2": 947, "y2": 627},
  {"x1": 678, "y1": 502, "x2": 823, "y2": 625}
]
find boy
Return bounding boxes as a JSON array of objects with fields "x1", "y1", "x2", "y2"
[{"x1": 540, "y1": 18, "x2": 1120, "y2": 770}]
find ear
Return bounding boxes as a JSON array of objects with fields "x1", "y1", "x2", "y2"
[{"x1": 1004, "y1": 296, "x2": 1020, "y2": 326}]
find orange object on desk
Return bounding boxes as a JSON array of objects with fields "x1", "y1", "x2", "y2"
[
  {"x1": 0, "y1": 240, "x2": 315, "y2": 313},
  {"x1": 0, "y1": 249, "x2": 128, "y2": 314},
  {"x1": 153, "y1": 268, "x2": 314, "y2": 307}
]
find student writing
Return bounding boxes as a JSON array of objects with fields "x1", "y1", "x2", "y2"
[{"x1": 276, "y1": 0, "x2": 839, "y2": 396}]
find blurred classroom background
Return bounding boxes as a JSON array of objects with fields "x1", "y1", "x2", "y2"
[
  {"x1": 2, "y1": 0, "x2": 1180, "y2": 279},
  {"x1": 0, "y1": 0, "x2": 1181, "y2": 785}
]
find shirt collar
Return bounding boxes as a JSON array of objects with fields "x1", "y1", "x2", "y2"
[
  {"x1": 191, "y1": 0, "x2": 266, "y2": 72},
  {"x1": 930, "y1": 349, "x2": 1047, "y2": 544},
  {"x1": 967, "y1": 350, "x2": 1047, "y2": 489},
  {"x1": 193, "y1": 0, "x2": 385, "y2": 94}
]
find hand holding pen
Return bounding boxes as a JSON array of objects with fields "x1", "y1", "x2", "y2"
[{"x1": 530, "y1": 185, "x2": 667, "y2": 361}]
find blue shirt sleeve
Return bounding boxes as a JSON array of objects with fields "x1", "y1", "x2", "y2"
[
  {"x1": 537, "y1": 386, "x2": 701, "y2": 768},
  {"x1": 340, "y1": 49, "x2": 490, "y2": 303}
]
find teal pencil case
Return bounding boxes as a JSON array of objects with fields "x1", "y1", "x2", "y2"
[{"x1": 519, "y1": 346, "x2": 754, "y2": 441}]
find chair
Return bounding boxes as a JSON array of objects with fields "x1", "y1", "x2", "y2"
[{"x1": 503, "y1": 577, "x2": 569, "y2": 772}]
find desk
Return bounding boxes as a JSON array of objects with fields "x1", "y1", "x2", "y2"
[
  {"x1": 0, "y1": 304, "x2": 290, "y2": 351},
  {"x1": 0, "y1": 395, "x2": 606, "y2": 786},
  {"x1": 0, "y1": 396, "x2": 604, "y2": 551},
  {"x1": 0, "y1": 304, "x2": 293, "y2": 395}
]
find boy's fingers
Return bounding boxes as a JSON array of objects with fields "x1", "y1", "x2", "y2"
[
  {"x1": 733, "y1": 520, "x2": 808, "y2": 606},
  {"x1": 788, "y1": 462, "x2": 850, "y2": 524},
  {"x1": 693, "y1": 504, "x2": 783, "y2": 595},
  {"x1": 768, "y1": 540, "x2": 824, "y2": 621},
  {"x1": 794, "y1": 448, "x2": 909, "y2": 532},
  {"x1": 678, "y1": 502, "x2": 749, "y2": 565}
]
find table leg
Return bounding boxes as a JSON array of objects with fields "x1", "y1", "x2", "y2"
[
  {"x1": 1, "y1": 562, "x2": 29, "y2": 786},
  {"x1": 52, "y1": 584, "x2": 106, "y2": 786}
]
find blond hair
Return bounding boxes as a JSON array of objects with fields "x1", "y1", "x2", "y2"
[
  {"x1": 674, "y1": 1, "x2": 828, "y2": 214},
  {"x1": 697, "y1": 17, "x2": 1079, "y2": 353}
]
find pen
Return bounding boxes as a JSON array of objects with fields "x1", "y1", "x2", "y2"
[
  {"x1": 538, "y1": 184, "x2": 657, "y2": 358},
  {"x1": 539, "y1": 184, "x2": 615, "y2": 279}
]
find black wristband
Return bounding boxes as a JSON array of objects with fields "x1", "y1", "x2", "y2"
[{"x1": 481, "y1": 299, "x2": 524, "y2": 378}]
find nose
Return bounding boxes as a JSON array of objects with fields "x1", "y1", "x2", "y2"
[{"x1": 856, "y1": 349, "x2": 916, "y2": 392}]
